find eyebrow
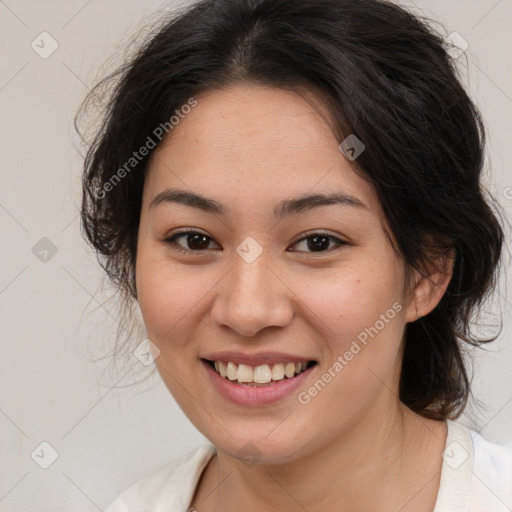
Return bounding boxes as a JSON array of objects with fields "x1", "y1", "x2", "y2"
[{"x1": 149, "y1": 187, "x2": 369, "y2": 218}]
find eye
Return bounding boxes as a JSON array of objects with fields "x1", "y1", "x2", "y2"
[
  {"x1": 163, "y1": 230, "x2": 220, "y2": 253},
  {"x1": 289, "y1": 232, "x2": 346, "y2": 253},
  {"x1": 163, "y1": 230, "x2": 347, "y2": 255}
]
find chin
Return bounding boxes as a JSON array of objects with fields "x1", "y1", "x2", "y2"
[{"x1": 204, "y1": 426, "x2": 315, "y2": 466}]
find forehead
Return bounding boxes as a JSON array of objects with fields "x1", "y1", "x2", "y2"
[{"x1": 144, "y1": 84, "x2": 378, "y2": 214}]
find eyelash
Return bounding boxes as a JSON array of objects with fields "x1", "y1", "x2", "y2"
[{"x1": 162, "y1": 230, "x2": 347, "y2": 255}]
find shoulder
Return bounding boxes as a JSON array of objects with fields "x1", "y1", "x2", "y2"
[
  {"x1": 437, "y1": 420, "x2": 511, "y2": 512},
  {"x1": 467, "y1": 426, "x2": 512, "y2": 512},
  {"x1": 434, "y1": 420, "x2": 511, "y2": 512},
  {"x1": 104, "y1": 443, "x2": 216, "y2": 512}
]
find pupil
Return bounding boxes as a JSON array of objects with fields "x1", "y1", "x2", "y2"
[
  {"x1": 308, "y1": 235, "x2": 329, "y2": 252},
  {"x1": 188, "y1": 234, "x2": 209, "y2": 250}
]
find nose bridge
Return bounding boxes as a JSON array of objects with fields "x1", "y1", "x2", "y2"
[{"x1": 211, "y1": 244, "x2": 292, "y2": 336}]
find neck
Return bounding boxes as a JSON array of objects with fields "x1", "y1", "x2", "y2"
[{"x1": 203, "y1": 400, "x2": 446, "y2": 512}]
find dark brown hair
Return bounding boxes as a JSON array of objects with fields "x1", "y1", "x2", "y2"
[{"x1": 78, "y1": 0, "x2": 504, "y2": 419}]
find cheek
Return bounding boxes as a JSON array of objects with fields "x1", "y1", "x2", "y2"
[
  {"x1": 292, "y1": 267, "x2": 406, "y2": 424},
  {"x1": 135, "y1": 252, "x2": 208, "y2": 411},
  {"x1": 292, "y1": 257, "x2": 407, "y2": 408},
  {"x1": 295, "y1": 260, "x2": 405, "y2": 345},
  {"x1": 135, "y1": 251, "x2": 208, "y2": 346}
]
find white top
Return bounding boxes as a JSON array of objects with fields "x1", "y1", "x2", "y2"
[{"x1": 105, "y1": 420, "x2": 511, "y2": 512}]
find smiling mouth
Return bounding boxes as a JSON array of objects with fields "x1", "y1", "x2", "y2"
[{"x1": 203, "y1": 359, "x2": 318, "y2": 387}]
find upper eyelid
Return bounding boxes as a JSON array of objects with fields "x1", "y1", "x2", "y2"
[
  {"x1": 165, "y1": 230, "x2": 346, "y2": 250},
  {"x1": 166, "y1": 230, "x2": 221, "y2": 249},
  {"x1": 289, "y1": 233, "x2": 345, "y2": 251},
  {"x1": 292, "y1": 229, "x2": 343, "y2": 242}
]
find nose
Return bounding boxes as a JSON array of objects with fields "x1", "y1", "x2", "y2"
[{"x1": 210, "y1": 251, "x2": 294, "y2": 338}]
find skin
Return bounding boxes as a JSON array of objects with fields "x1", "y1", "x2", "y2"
[{"x1": 135, "y1": 83, "x2": 454, "y2": 512}]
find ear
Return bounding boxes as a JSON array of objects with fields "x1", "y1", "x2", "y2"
[{"x1": 404, "y1": 250, "x2": 455, "y2": 323}]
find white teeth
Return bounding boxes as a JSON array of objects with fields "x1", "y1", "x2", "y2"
[
  {"x1": 226, "y1": 362, "x2": 238, "y2": 380},
  {"x1": 211, "y1": 359, "x2": 311, "y2": 384},
  {"x1": 253, "y1": 364, "x2": 272, "y2": 384},
  {"x1": 237, "y1": 363, "x2": 253, "y2": 383},
  {"x1": 284, "y1": 362, "x2": 295, "y2": 378},
  {"x1": 271, "y1": 363, "x2": 285, "y2": 380}
]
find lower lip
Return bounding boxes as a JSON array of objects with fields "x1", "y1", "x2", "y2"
[{"x1": 202, "y1": 360, "x2": 316, "y2": 406}]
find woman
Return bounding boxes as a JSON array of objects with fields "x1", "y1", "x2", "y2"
[{"x1": 79, "y1": 0, "x2": 511, "y2": 510}]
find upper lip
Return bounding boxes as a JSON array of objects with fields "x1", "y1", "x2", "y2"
[{"x1": 202, "y1": 351, "x2": 316, "y2": 366}]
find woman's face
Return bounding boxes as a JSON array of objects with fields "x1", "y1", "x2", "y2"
[{"x1": 136, "y1": 84, "x2": 420, "y2": 464}]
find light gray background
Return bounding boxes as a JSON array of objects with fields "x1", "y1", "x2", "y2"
[{"x1": 1, "y1": 1, "x2": 511, "y2": 510}]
